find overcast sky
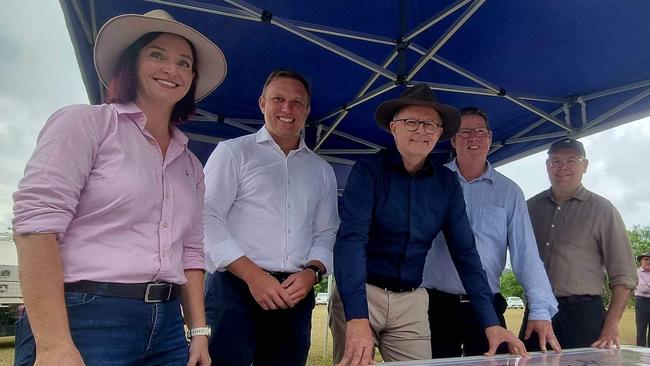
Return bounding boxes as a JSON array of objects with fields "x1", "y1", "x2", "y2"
[{"x1": 1, "y1": 1, "x2": 649, "y2": 231}]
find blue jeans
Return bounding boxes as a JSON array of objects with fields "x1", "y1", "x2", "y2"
[
  {"x1": 14, "y1": 291, "x2": 189, "y2": 366},
  {"x1": 205, "y1": 271, "x2": 315, "y2": 366}
]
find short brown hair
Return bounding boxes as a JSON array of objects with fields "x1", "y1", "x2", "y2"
[
  {"x1": 459, "y1": 106, "x2": 490, "y2": 129},
  {"x1": 261, "y1": 69, "x2": 311, "y2": 105}
]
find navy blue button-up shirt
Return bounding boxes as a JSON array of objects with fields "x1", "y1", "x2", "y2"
[{"x1": 334, "y1": 150, "x2": 499, "y2": 328}]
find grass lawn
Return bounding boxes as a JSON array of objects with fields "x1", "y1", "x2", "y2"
[
  {"x1": 0, "y1": 307, "x2": 640, "y2": 365},
  {"x1": 0, "y1": 337, "x2": 13, "y2": 366}
]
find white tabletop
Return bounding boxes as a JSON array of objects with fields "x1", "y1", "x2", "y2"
[{"x1": 383, "y1": 346, "x2": 650, "y2": 365}]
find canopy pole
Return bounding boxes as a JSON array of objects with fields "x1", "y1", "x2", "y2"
[
  {"x1": 314, "y1": 51, "x2": 400, "y2": 151},
  {"x1": 406, "y1": 0, "x2": 485, "y2": 81},
  {"x1": 404, "y1": 0, "x2": 473, "y2": 41},
  {"x1": 583, "y1": 87, "x2": 650, "y2": 130}
]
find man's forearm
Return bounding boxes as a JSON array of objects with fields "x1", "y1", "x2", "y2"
[
  {"x1": 226, "y1": 256, "x2": 265, "y2": 284},
  {"x1": 604, "y1": 285, "x2": 632, "y2": 326},
  {"x1": 15, "y1": 233, "x2": 75, "y2": 350}
]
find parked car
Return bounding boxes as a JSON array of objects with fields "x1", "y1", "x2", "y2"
[
  {"x1": 0, "y1": 238, "x2": 23, "y2": 336},
  {"x1": 315, "y1": 292, "x2": 329, "y2": 305},
  {"x1": 506, "y1": 296, "x2": 524, "y2": 309}
]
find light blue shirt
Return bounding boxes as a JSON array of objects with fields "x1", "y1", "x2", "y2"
[{"x1": 422, "y1": 159, "x2": 558, "y2": 321}]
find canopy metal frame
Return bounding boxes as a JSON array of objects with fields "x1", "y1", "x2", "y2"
[{"x1": 68, "y1": 0, "x2": 650, "y2": 166}]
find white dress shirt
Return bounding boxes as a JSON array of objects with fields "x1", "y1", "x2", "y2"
[{"x1": 203, "y1": 126, "x2": 339, "y2": 274}]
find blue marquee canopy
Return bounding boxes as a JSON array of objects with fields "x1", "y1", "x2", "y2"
[{"x1": 60, "y1": 0, "x2": 650, "y2": 176}]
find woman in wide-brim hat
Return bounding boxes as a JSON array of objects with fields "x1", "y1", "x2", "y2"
[{"x1": 13, "y1": 9, "x2": 226, "y2": 365}]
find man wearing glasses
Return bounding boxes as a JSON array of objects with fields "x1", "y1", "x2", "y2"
[
  {"x1": 523, "y1": 138, "x2": 637, "y2": 350},
  {"x1": 331, "y1": 85, "x2": 526, "y2": 366},
  {"x1": 422, "y1": 107, "x2": 560, "y2": 358}
]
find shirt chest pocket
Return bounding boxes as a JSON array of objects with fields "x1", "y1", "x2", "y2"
[
  {"x1": 553, "y1": 210, "x2": 597, "y2": 248},
  {"x1": 471, "y1": 205, "x2": 507, "y2": 244}
]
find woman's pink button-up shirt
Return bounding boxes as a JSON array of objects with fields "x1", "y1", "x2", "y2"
[{"x1": 13, "y1": 103, "x2": 205, "y2": 284}]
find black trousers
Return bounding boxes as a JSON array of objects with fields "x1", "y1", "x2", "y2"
[
  {"x1": 204, "y1": 271, "x2": 315, "y2": 366},
  {"x1": 427, "y1": 289, "x2": 508, "y2": 358},
  {"x1": 636, "y1": 296, "x2": 650, "y2": 346},
  {"x1": 520, "y1": 295, "x2": 604, "y2": 350}
]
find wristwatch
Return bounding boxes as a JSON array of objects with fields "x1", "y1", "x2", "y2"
[
  {"x1": 186, "y1": 325, "x2": 211, "y2": 339},
  {"x1": 305, "y1": 264, "x2": 323, "y2": 284}
]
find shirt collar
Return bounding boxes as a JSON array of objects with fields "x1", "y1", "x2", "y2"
[
  {"x1": 113, "y1": 102, "x2": 188, "y2": 148},
  {"x1": 113, "y1": 102, "x2": 143, "y2": 116},
  {"x1": 445, "y1": 158, "x2": 494, "y2": 184},
  {"x1": 385, "y1": 149, "x2": 434, "y2": 174},
  {"x1": 542, "y1": 185, "x2": 588, "y2": 203},
  {"x1": 255, "y1": 125, "x2": 307, "y2": 151}
]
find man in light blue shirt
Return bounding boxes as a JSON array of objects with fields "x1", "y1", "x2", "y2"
[{"x1": 422, "y1": 107, "x2": 560, "y2": 357}]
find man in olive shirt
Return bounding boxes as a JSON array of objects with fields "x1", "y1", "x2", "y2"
[{"x1": 523, "y1": 138, "x2": 637, "y2": 350}]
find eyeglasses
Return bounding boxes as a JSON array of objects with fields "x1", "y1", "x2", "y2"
[
  {"x1": 393, "y1": 119, "x2": 442, "y2": 134},
  {"x1": 457, "y1": 127, "x2": 491, "y2": 139},
  {"x1": 547, "y1": 157, "x2": 585, "y2": 168}
]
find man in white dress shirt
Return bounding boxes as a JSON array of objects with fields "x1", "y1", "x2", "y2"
[{"x1": 202, "y1": 69, "x2": 340, "y2": 365}]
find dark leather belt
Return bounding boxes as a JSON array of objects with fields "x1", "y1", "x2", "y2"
[
  {"x1": 64, "y1": 280, "x2": 180, "y2": 303},
  {"x1": 367, "y1": 280, "x2": 416, "y2": 293},
  {"x1": 427, "y1": 288, "x2": 472, "y2": 303},
  {"x1": 556, "y1": 294, "x2": 601, "y2": 305}
]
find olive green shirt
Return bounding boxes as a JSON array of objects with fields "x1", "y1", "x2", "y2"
[{"x1": 527, "y1": 186, "x2": 637, "y2": 297}]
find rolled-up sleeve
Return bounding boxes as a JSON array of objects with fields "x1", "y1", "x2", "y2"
[
  {"x1": 13, "y1": 105, "x2": 107, "y2": 235},
  {"x1": 182, "y1": 153, "x2": 207, "y2": 271},
  {"x1": 202, "y1": 142, "x2": 246, "y2": 273},
  {"x1": 601, "y1": 202, "x2": 637, "y2": 290}
]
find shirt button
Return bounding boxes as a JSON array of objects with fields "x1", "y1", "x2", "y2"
[
  {"x1": 545, "y1": 242, "x2": 550, "y2": 246},
  {"x1": 288, "y1": 229, "x2": 292, "y2": 234},
  {"x1": 557, "y1": 206, "x2": 561, "y2": 210},
  {"x1": 165, "y1": 193, "x2": 170, "y2": 199},
  {"x1": 162, "y1": 223, "x2": 169, "y2": 228},
  {"x1": 149, "y1": 140, "x2": 156, "y2": 145},
  {"x1": 288, "y1": 203, "x2": 292, "y2": 208},
  {"x1": 551, "y1": 224, "x2": 555, "y2": 228}
]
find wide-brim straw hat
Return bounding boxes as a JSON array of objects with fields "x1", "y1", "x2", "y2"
[
  {"x1": 94, "y1": 9, "x2": 227, "y2": 101},
  {"x1": 374, "y1": 84, "x2": 460, "y2": 141}
]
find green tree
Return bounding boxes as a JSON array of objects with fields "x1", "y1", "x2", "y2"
[
  {"x1": 499, "y1": 269, "x2": 524, "y2": 299},
  {"x1": 314, "y1": 276, "x2": 329, "y2": 294},
  {"x1": 629, "y1": 226, "x2": 650, "y2": 258},
  {"x1": 622, "y1": 226, "x2": 650, "y2": 308}
]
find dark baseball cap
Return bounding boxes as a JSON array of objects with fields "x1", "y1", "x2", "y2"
[{"x1": 548, "y1": 138, "x2": 586, "y2": 157}]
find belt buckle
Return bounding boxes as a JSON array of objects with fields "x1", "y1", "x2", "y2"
[
  {"x1": 144, "y1": 283, "x2": 171, "y2": 303},
  {"x1": 459, "y1": 294, "x2": 470, "y2": 303}
]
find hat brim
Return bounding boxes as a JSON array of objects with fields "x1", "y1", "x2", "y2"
[
  {"x1": 94, "y1": 13, "x2": 227, "y2": 102},
  {"x1": 374, "y1": 98, "x2": 460, "y2": 141}
]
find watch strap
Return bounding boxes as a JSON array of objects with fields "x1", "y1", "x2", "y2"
[
  {"x1": 305, "y1": 264, "x2": 323, "y2": 283},
  {"x1": 187, "y1": 326, "x2": 211, "y2": 338}
]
